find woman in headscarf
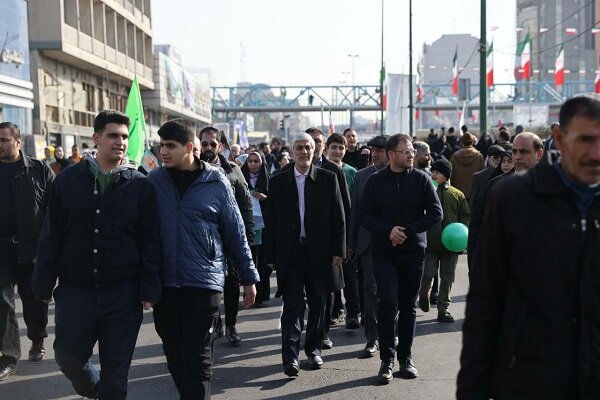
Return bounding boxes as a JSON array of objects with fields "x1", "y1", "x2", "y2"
[
  {"x1": 241, "y1": 151, "x2": 271, "y2": 307},
  {"x1": 50, "y1": 146, "x2": 72, "y2": 175}
]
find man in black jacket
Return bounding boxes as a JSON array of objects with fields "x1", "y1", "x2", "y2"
[
  {"x1": 265, "y1": 132, "x2": 346, "y2": 377},
  {"x1": 457, "y1": 95, "x2": 600, "y2": 399},
  {"x1": 359, "y1": 134, "x2": 442, "y2": 384},
  {"x1": 200, "y1": 126, "x2": 254, "y2": 346},
  {"x1": 33, "y1": 110, "x2": 161, "y2": 400},
  {"x1": 0, "y1": 122, "x2": 54, "y2": 380}
]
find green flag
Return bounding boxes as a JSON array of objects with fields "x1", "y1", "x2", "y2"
[{"x1": 125, "y1": 75, "x2": 145, "y2": 164}]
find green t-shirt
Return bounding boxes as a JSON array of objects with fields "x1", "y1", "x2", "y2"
[{"x1": 342, "y1": 163, "x2": 357, "y2": 194}]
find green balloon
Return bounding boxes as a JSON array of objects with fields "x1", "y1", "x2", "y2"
[
  {"x1": 441, "y1": 222, "x2": 469, "y2": 252},
  {"x1": 431, "y1": 179, "x2": 438, "y2": 188}
]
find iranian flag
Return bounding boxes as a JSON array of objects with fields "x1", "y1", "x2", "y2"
[
  {"x1": 595, "y1": 71, "x2": 600, "y2": 93},
  {"x1": 520, "y1": 33, "x2": 532, "y2": 79},
  {"x1": 554, "y1": 46, "x2": 565, "y2": 86},
  {"x1": 486, "y1": 41, "x2": 494, "y2": 88},
  {"x1": 452, "y1": 49, "x2": 459, "y2": 96},
  {"x1": 417, "y1": 55, "x2": 424, "y2": 102}
]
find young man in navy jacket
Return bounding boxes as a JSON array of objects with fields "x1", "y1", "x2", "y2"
[{"x1": 359, "y1": 133, "x2": 442, "y2": 384}]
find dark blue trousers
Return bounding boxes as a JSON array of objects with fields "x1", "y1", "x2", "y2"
[
  {"x1": 280, "y1": 243, "x2": 326, "y2": 366},
  {"x1": 372, "y1": 251, "x2": 424, "y2": 362},
  {"x1": 53, "y1": 280, "x2": 142, "y2": 400}
]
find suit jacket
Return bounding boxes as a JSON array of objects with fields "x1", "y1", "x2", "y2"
[
  {"x1": 348, "y1": 165, "x2": 378, "y2": 255},
  {"x1": 265, "y1": 164, "x2": 346, "y2": 296}
]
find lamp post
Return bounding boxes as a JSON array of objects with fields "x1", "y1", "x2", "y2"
[
  {"x1": 380, "y1": 0, "x2": 384, "y2": 135},
  {"x1": 348, "y1": 55, "x2": 359, "y2": 127}
]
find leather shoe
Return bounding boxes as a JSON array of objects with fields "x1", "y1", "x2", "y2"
[
  {"x1": 377, "y1": 360, "x2": 394, "y2": 384},
  {"x1": 437, "y1": 311, "x2": 455, "y2": 323},
  {"x1": 345, "y1": 316, "x2": 360, "y2": 330},
  {"x1": 364, "y1": 340, "x2": 379, "y2": 357},
  {"x1": 29, "y1": 340, "x2": 45, "y2": 362},
  {"x1": 418, "y1": 293, "x2": 430, "y2": 312},
  {"x1": 283, "y1": 360, "x2": 299, "y2": 377},
  {"x1": 308, "y1": 355, "x2": 323, "y2": 369},
  {"x1": 398, "y1": 357, "x2": 418, "y2": 379},
  {"x1": 0, "y1": 363, "x2": 16, "y2": 381},
  {"x1": 226, "y1": 326, "x2": 241, "y2": 346},
  {"x1": 322, "y1": 334, "x2": 333, "y2": 349}
]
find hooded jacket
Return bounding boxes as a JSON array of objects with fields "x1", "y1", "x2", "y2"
[
  {"x1": 148, "y1": 163, "x2": 259, "y2": 292},
  {"x1": 450, "y1": 146, "x2": 485, "y2": 200},
  {"x1": 427, "y1": 182, "x2": 470, "y2": 253}
]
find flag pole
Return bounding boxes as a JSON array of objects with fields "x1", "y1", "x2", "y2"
[{"x1": 479, "y1": 0, "x2": 487, "y2": 134}]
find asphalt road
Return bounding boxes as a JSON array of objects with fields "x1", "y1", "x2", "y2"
[{"x1": 0, "y1": 255, "x2": 469, "y2": 399}]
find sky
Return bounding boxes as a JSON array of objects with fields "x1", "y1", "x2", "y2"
[{"x1": 151, "y1": 0, "x2": 518, "y2": 87}]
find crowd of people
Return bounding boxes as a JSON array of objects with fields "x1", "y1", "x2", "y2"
[{"x1": 0, "y1": 94, "x2": 598, "y2": 399}]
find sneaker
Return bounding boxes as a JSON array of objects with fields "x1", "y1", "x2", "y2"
[
  {"x1": 226, "y1": 326, "x2": 241, "y2": 346},
  {"x1": 28, "y1": 340, "x2": 45, "y2": 362},
  {"x1": 364, "y1": 340, "x2": 379, "y2": 357},
  {"x1": 377, "y1": 360, "x2": 394, "y2": 384},
  {"x1": 437, "y1": 311, "x2": 455, "y2": 323},
  {"x1": 398, "y1": 357, "x2": 418, "y2": 379},
  {"x1": 322, "y1": 334, "x2": 333, "y2": 349},
  {"x1": 418, "y1": 293, "x2": 430, "y2": 312}
]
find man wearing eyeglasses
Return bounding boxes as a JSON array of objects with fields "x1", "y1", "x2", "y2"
[
  {"x1": 359, "y1": 133, "x2": 442, "y2": 384},
  {"x1": 199, "y1": 127, "x2": 254, "y2": 347},
  {"x1": 265, "y1": 132, "x2": 345, "y2": 377}
]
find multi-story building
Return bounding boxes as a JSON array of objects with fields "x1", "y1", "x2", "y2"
[
  {"x1": 422, "y1": 34, "x2": 480, "y2": 85},
  {"x1": 517, "y1": 0, "x2": 597, "y2": 83},
  {"x1": 0, "y1": 0, "x2": 34, "y2": 135},
  {"x1": 142, "y1": 44, "x2": 211, "y2": 140},
  {"x1": 28, "y1": 0, "x2": 154, "y2": 150}
]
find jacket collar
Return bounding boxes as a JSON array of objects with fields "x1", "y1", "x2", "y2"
[
  {"x1": 217, "y1": 153, "x2": 233, "y2": 173},
  {"x1": 284, "y1": 162, "x2": 317, "y2": 183},
  {"x1": 382, "y1": 165, "x2": 413, "y2": 178},
  {"x1": 19, "y1": 151, "x2": 33, "y2": 168},
  {"x1": 531, "y1": 151, "x2": 569, "y2": 195}
]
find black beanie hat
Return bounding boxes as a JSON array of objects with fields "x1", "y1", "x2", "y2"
[{"x1": 431, "y1": 158, "x2": 452, "y2": 180}]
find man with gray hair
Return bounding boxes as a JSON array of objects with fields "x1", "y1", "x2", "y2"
[
  {"x1": 265, "y1": 132, "x2": 346, "y2": 377},
  {"x1": 413, "y1": 141, "x2": 432, "y2": 175}
]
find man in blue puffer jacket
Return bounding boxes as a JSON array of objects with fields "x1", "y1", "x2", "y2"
[{"x1": 148, "y1": 118, "x2": 259, "y2": 400}]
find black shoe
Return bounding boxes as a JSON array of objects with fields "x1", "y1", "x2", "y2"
[
  {"x1": 345, "y1": 316, "x2": 360, "y2": 330},
  {"x1": 418, "y1": 293, "x2": 430, "y2": 312},
  {"x1": 0, "y1": 363, "x2": 16, "y2": 381},
  {"x1": 214, "y1": 318, "x2": 224, "y2": 339},
  {"x1": 364, "y1": 340, "x2": 379, "y2": 358},
  {"x1": 283, "y1": 359, "x2": 299, "y2": 377},
  {"x1": 377, "y1": 360, "x2": 394, "y2": 384},
  {"x1": 322, "y1": 334, "x2": 333, "y2": 349},
  {"x1": 430, "y1": 292, "x2": 438, "y2": 305},
  {"x1": 254, "y1": 300, "x2": 268, "y2": 308},
  {"x1": 437, "y1": 311, "x2": 455, "y2": 323},
  {"x1": 29, "y1": 340, "x2": 45, "y2": 362},
  {"x1": 398, "y1": 357, "x2": 419, "y2": 379},
  {"x1": 226, "y1": 326, "x2": 241, "y2": 346},
  {"x1": 308, "y1": 355, "x2": 323, "y2": 369}
]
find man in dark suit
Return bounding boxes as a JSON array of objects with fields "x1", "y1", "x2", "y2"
[
  {"x1": 265, "y1": 132, "x2": 346, "y2": 377},
  {"x1": 348, "y1": 135, "x2": 389, "y2": 358}
]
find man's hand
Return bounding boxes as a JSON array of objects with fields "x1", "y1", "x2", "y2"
[
  {"x1": 346, "y1": 248, "x2": 355, "y2": 262},
  {"x1": 251, "y1": 192, "x2": 267, "y2": 201},
  {"x1": 360, "y1": 148, "x2": 371, "y2": 155},
  {"x1": 389, "y1": 226, "x2": 407, "y2": 247},
  {"x1": 242, "y1": 284, "x2": 257, "y2": 309},
  {"x1": 332, "y1": 256, "x2": 343, "y2": 267},
  {"x1": 142, "y1": 301, "x2": 154, "y2": 310}
]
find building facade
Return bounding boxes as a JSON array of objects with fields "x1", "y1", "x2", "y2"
[
  {"x1": 0, "y1": 0, "x2": 34, "y2": 135},
  {"x1": 28, "y1": 0, "x2": 154, "y2": 150},
  {"x1": 142, "y1": 44, "x2": 211, "y2": 141},
  {"x1": 516, "y1": 0, "x2": 597, "y2": 83},
  {"x1": 422, "y1": 34, "x2": 480, "y2": 85}
]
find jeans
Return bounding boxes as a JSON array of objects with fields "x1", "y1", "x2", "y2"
[
  {"x1": 53, "y1": 279, "x2": 142, "y2": 400},
  {"x1": 280, "y1": 243, "x2": 326, "y2": 365},
  {"x1": 0, "y1": 261, "x2": 48, "y2": 363},
  {"x1": 154, "y1": 287, "x2": 220, "y2": 400},
  {"x1": 420, "y1": 251, "x2": 459, "y2": 313},
  {"x1": 373, "y1": 251, "x2": 424, "y2": 361}
]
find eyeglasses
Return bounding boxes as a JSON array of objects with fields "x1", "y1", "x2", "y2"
[
  {"x1": 201, "y1": 141, "x2": 218, "y2": 148},
  {"x1": 392, "y1": 149, "x2": 416, "y2": 156}
]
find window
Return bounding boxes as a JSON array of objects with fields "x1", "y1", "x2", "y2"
[
  {"x1": 106, "y1": 8, "x2": 116, "y2": 48},
  {"x1": 79, "y1": 0, "x2": 92, "y2": 36},
  {"x1": 64, "y1": 0, "x2": 78, "y2": 28}
]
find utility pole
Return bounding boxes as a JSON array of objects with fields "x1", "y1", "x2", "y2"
[
  {"x1": 380, "y1": 0, "x2": 384, "y2": 136},
  {"x1": 479, "y1": 0, "x2": 487, "y2": 134},
  {"x1": 408, "y1": 0, "x2": 414, "y2": 137}
]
